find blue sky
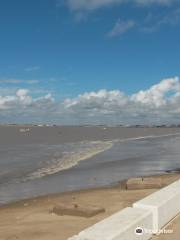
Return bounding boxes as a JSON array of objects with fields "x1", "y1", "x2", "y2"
[{"x1": 0, "y1": 0, "x2": 180, "y2": 124}]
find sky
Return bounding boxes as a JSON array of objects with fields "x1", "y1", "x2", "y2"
[{"x1": 0, "y1": 0, "x2": 180, "y2": 125}]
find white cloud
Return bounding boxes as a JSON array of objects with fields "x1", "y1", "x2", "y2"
[
  {"x1": 24, "y1": 66, "x2": 40, "y2": 72},
  {"x1": 63, "y1": 89, "x2": 128, "y2": 110},
  {"x1": 62, "y1": 76, "x2": 180, "y2": 124},
  {"x1": 62, "y1": 0, "x2": 180, "y2": 34},
  {"x1": 26, "y1": 80, "x2": 40, "y2": 84},
  {"x1": 1, "y1": 77, "x2": 180, "y2": 124},
  {"x1": 15, "y1": 89, "x2": 32, "y2": 105},
  {"x1": 136, "y1": 0, "x2": 176, "y2": 6},
  {"x1": 131, "y1": 77, "x2": 180, "y2": 107},
  {"x1": 142, "y1": 8, "x2": 180, "y2": 32},
  {"x1": 0, "y1": 79, "x2": 22, "y2": 84},
  {"x1": 0, "y1": 89, "x2": 54, "y2": 111},
  {"x1": 65, "y1": 0, "x2": 176, "y2": 11},
  {"x1": 66, "y1": 0, "x2": 122, "y2": 11},
  {"x1": 107, "y1": 19, "x2": 136, "y2": 37},
  {"x1": 0, "y1": 79, "x2": 39, "y2": 85}
]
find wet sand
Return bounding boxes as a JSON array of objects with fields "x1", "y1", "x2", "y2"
[{"x1": 0, "y1": 173, "x2": 180, "y2": 240}]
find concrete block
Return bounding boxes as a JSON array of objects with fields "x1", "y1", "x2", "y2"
[
  {"x1": 133, "y1": 179, "x2": 180, "y2": 233},
  {"x1": 51, "y1": 203, "x2": 105, "y2": 218},
  {"x1": 126, "y1": 177, "x2": 162, "y2": 190},
  {"x1": 68, "y1": 207, "x2": 153, "y2": 240}
]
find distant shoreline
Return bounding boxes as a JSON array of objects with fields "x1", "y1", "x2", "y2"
[
  {"x1": 1, "y1": 123, "x2": 180, "y2": 127},
  {"x1": 1, "y1": 125, "x2": 180, "y2": 145}
]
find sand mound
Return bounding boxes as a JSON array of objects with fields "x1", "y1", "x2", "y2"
[
  {"x1": 126, "y1": 177, "x2": 162, "y2": 190},
  {"x1": 51, "y1": 203, "x2": 105, "y2": 218}
]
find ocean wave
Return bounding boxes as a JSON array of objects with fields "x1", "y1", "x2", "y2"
[
  {"x1": 118, "y1": 133, "x2": 180, "y2": 142},
  {"x1": 25, "y1": 133, "x2": 180, "y2": 181},
  {"x1": 26, "y1": 141, "x2": 113, "y2": 180}
]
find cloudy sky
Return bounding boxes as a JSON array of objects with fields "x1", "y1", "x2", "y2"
[{"x1": 0, "y1": 0, "x2": 180, "y2": 125}]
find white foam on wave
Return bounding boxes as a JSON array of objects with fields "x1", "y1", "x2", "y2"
[
  {"x1": 26, "y1": 133, "x2": 180, "y2": 180},
  {"x1": 26, "y1": 141, "x2": 113, "y2": 180},
  {"x1": 118, "y1": 133, "x2": 180, "y2": 142}
]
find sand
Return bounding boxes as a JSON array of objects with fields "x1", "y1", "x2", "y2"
[{"x1": 0, "y1": 173, "x2": 180, "y2": 240}]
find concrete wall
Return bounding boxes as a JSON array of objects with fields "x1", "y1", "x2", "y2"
[
  {"x1": 68, "y1": 207, "x2": 153, "y2": 240},
  {"x1": 68, "y1": 179, "x2": 180, "y2": 239},
  {"x1": 133, "y1": 180, "x2": 180, "y2": 233}
]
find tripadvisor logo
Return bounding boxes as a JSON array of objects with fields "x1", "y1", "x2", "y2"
[
  {"x1": 135, "y1": 227, "x2": 173, "y2": 235},
  {"x1": 135, "y1": 227, "x2": 144, "y2": 235}
]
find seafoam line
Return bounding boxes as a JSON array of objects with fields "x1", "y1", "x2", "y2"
[
  {"x1": 25, "y1": 141, "x2": 113, "y2": 180},
  {"x1": 117, "y1": 133, "x2": 180, "y2": 142}
]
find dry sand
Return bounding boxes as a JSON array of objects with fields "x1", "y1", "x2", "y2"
[{"x1": 0, "y1": 173, "x2": 180, "y2": 240}]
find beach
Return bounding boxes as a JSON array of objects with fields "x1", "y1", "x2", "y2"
[
  {"x1": 1, "y1": 126, "x2": 180, "y2": 205},
  {"x1": 1, "y1": 0, "x2": 180, "y2": 239},
  {"x1": 1, "y1": 126, "x2": 180, "y2": 239},
  {"x1": 0, "y1": 173, "x2": 180, "y2": 240}
]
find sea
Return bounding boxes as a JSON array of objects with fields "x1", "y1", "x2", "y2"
[{"x1": 0, "y1": 126, "x2": 180, "y2": 205}]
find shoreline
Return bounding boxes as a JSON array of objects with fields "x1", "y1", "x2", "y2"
[
  {"x1": 1, "y1": 127, "x2": 180, "y2": 239},
  {"x1": 0, "y1": 170, "x2": 179, "y2": 209},
  {"x1": 16, "y1": 132, "x2": 180, "y2": 182},
  {"x1": 1, "y1": 172, "x2": 180, "y2": 240},
  {"x1": 2, "y1": 131, "x2": 180, "y2": 206}
]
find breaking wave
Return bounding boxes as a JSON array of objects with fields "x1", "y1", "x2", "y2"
[
  {"x1": 25, "y1": 133, "x2": 180, "y2": 181},
  {"x1": 26, "y1": 140, "x2": 113, "y2": 180}
]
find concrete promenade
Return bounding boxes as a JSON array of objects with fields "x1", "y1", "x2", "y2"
[{"x1": 68, "y1": 177, "x2": 180, "y2": 240}]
